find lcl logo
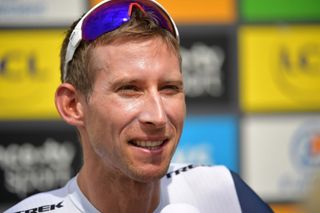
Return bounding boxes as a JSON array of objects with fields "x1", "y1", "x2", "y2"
[
  {"x1": 273, "y1": 43, "x2": 320, "y2": 99},
  {"x1": 0, "y1": 50, "x2": 46, "y2": 81},
  {"x1": 0, "y1": 50, "x2": 50, "y2": 102},
  {"x1": 279, "y1": 44, "x2": 320, "y2": 73}
]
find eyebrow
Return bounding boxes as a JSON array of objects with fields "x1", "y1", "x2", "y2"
[
  {"x1": 161, "y1": 80, "x2": 184, "y2": 87},
  {"x1": 109, "y1": 78, "x2": 184, "y2": 88},
  {"x1": 109, "y1": 78, "x2": 140, "y2": 88}
]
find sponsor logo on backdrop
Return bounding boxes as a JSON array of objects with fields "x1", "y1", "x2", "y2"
[
  {"x1": 0, "y1": 30, "x2": 62, "y2": 118},
  {"x1": 0, "y1": 50, "x2": 47, "y2": 81},
  {"x1": 273, "y1": 43, "x2": 320, "y2": 101},
  {"x1": 0, "y1": 50, "x2": 50, "y2": 101},
  {"x1": 179, "y1": 26, "x2": 231, "y2": 110},
  {"x1": 181, "y1": 42, "x2": 225, "y2": 98},
  {"x1": 278, "y1": 119, "x2": 320, "y2": 198},
  {"x1": 290, "y1": 120, "x2": 320, "y2": 171},
  {"x1": 0, "y1": 50, "x2": 50, "y2": 103},
  {"x1": 240, "y1": 26, "x2": 320, "y2": 111},
  {"x1": 0, "y1": 138, "x2": 76, "y2": 198}
]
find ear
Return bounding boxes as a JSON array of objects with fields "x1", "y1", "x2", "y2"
[{"x1": 55, "y1": 83, "x2": 85, "y2": 127}]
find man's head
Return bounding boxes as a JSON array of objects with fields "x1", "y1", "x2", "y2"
[
  {"x1": 60, "y1": 0, "x2": 180, "y2": 97},
  {"x1": 55, "y1": 0, "x2": 185, "y2": 183}
]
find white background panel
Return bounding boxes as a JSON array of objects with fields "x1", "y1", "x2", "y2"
[
  {"x1": 241, "y1": 115, "x2": 320, "y2": 201},
  {"x1": 0, "y1": 0, "x2": 87, "y2": 26}
]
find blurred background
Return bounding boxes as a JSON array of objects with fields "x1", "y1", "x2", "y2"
[{"x1": 1, "y1": 0, "x2": 320, "y2": 212}]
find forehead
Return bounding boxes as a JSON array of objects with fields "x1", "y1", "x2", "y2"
[
  {"x1": 88, "y1": 37, "x2": 181, "y2": 80},
  {"x1": 92, "y1": 35, "x2": 179, "y2": 59}
]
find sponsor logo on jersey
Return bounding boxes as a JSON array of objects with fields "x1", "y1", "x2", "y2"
[
  {"x1": 14, "y1": 201, "x2": 63, "y2": 213},
  {"x1": 166, "y1": 164, "x2": 196, "y2": 178},
  {"x1": 166, "y1": 164, "x2": 211, "y2": 178}
]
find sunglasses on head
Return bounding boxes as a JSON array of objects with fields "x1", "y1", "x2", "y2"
[{"x1": 64, "y1": 0, "x2": 179, "y2": 81}]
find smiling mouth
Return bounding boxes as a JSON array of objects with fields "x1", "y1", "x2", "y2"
[{"x1": 129, "y1": 140, "x2": 168, "y2": 150}]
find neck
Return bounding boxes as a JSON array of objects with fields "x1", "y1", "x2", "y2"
[{"x1": 77, "y1": 144, "x2": 161, "y2": 213}]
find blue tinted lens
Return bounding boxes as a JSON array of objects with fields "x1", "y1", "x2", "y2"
[
  {"x1": 140, "y1": 3, "x2": 175, "y2": 36},
  {"x1": 82, "y1": 2, "x2": 131, "y2": 41},
  {"x1": 81, "y1": 0, "x2": 176, "y2": 41}
]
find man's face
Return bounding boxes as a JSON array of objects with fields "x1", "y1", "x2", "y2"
[{"x1": 81, "y1": 37, "x2": 185, "y2": 182}]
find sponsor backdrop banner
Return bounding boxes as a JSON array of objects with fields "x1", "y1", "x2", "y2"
[
  {"x1": 240, "y1": 0, "x2": 320, "y2": 21},
  {"x1": 239, "y1": 26, "x2": 320, "y2": 112},
  {"x1": 241, "y1": 115, "x2": 320, "y2": 201},
  {"x1": 89, "y1": 0, "x2": 236, "y2": 23},
  {"x1": 179, "y1": 26, "x2": 236, "y2": 114},
  {"x1": 0, "y1": 30, "x2": 64, "y2": 119},
  {"x1": 0, "y1": 121, "x2": 81, "y2": 203},
  {"x1": 0, "y1": 0, "x2": 87, "y2": 27},
  {"x1": 173, "y1": 116, "x2": 238, "y2": 172}
]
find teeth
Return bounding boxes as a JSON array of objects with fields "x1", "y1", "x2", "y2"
[{"x1": 133, "y1": 140, "x2": 164, "y2": 149}]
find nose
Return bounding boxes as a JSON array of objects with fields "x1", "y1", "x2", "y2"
[{"x1": 139, "y1": 91, "x2": 167, "y2": 128}]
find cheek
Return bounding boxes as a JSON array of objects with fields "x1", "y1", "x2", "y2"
[
  {"x1": 105, "y1": 98, "x2": 144, "y2": 135},
  {"x1": 165, "y1": 96, "x2": 186, "y2": 129},
  {"x1": 86, "y1": 96, "x2": 143, "y2": 134},
  {"x1": 119, "y1": 98, "x2": 144, "y2": 114}
]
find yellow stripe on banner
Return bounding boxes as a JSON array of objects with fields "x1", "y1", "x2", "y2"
[
  {"x1": 89, "y1": 0, "x2": 236, "y2": 24},
  {"x1": 239, "y1": 26, "x2": 320, "y2": 112},
  {"x1": 0, "y1": 30, "x2": 64, "y2": 120}
]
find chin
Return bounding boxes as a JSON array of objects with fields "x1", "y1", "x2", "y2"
[{"x1": 128, "y1": 162, "x2": 170, "y2": 183}]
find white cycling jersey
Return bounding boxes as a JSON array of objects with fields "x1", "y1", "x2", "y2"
[{"x1": 5, "y1": 164, "x2": 272, "y2": 213}]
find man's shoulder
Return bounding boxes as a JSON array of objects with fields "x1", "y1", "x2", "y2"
[
  {"x1": 163, "y1": 163, "x2": 237, "y2": 199},
  {"x1": 163, "y1": 163, "x2": 235, "y2": 193},
  {"x1": 159, "y1": 164, "x2": 242, "y2": 212},
  {"x1": 4, "y1": 181, "x2": 72, "y2": 213},
  {"x1": 160, "y1": 163, "x2": 273, "y2": 213}
]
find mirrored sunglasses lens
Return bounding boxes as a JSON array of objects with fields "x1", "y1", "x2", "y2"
[
  {"x1": 82, "y1": 0, "x2": 175, "y2": 41},
  {"x1": 143, "y1": 5, "x2": 174, "y2": 36},
  {"x1": 82, "y1": 2, "x2": 130, "y2": 40}
]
